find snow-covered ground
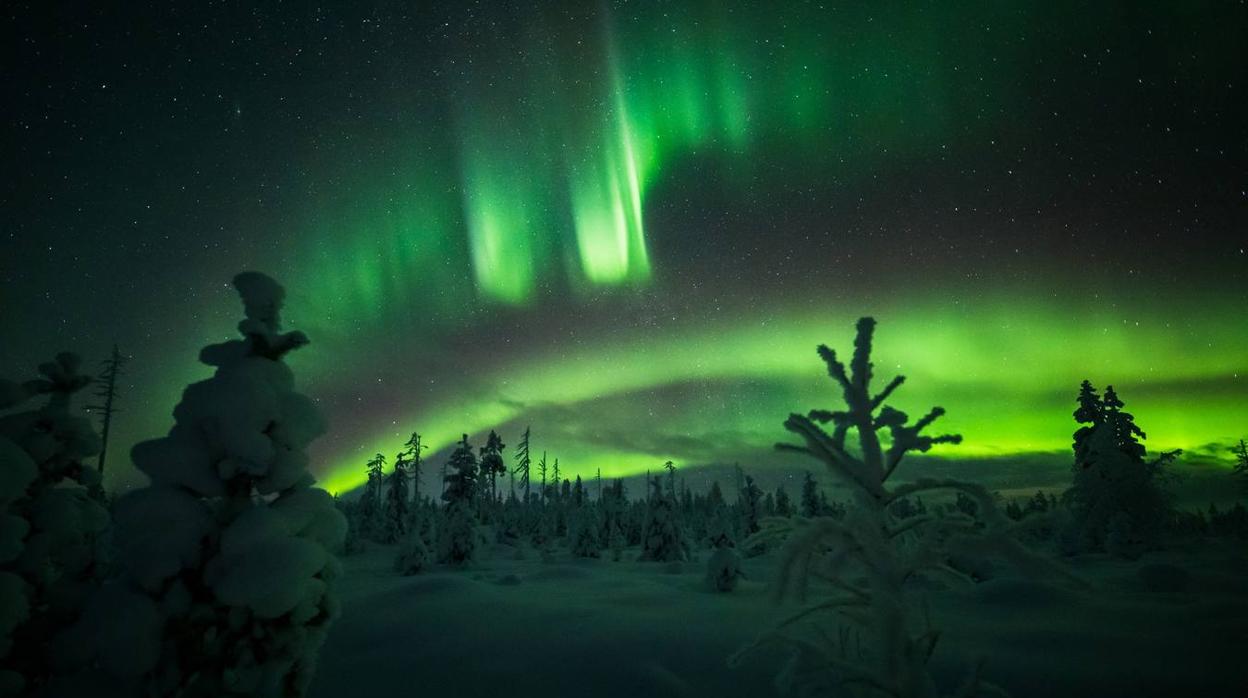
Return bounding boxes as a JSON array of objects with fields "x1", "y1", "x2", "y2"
[{"x1": 311, "y1": 539, "x2": 1248, "y2": 698}]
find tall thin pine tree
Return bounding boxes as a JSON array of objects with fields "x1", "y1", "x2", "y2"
[{"x1": 85, "y1": 344, "x2": 129, "y2": 479}]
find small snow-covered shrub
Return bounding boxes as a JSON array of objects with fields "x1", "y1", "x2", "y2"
[
  {"x1": 394, "y1": 533, "x2": 430, "y2": 576},
  {"x1": 67, "y1": 272, "x2": 345, "y2": 697},
  {"x1": 0, "y1": 353, "x2": 110, "y2": 693},
  {"x1": 705, "y1": 541, "x2": 744, "y2": 593}
]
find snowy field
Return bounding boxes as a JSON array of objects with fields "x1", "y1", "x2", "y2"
[{"x1": 311, "y1": 539, "x2": 1248, "y2": 698}]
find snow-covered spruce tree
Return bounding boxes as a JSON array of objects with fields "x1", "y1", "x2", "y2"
[
  {"x1": 67, "y1": 272, "x2": 346, "y2": 697},
  {"x1": 737, "y1": 475, "x2": 767, "y2": 556},
  {"x1": 739, "y1": 475, "x2": 763, "y2": 535},
  {"x1": 639, "y1": 479, "x2": 689, "y2": 562},
  {"x1": 775, "y1": 486, "x2": 794, "y2": 518},
  {"x1": 495, "y1": 489, "x2": 524, "y2": 543},
  {"x1": 403, "y1": 431, "x2": 426, "y2": 507},
  {"x1": 358, "y1": 453, "x2": 386, "y2": 541},
  {"x1": 335, "y1": 496, "x2": 366, "y2": 556},
  {"x1": 513, "y1": 427, "x2": 532, "y2": 503},
  {"x1": 704, "y1": 507, "x2": 744, "y2": 592},
  {"x1": 569, "y1": 503, "x2": 602, "y2": 558},
  {"x1": 0, "y1": 353, "x2": 110, "y2": 694},
  {"x1": 600, "y1": 479, "x2": 628, "y2": 561},
  {"x1": 572, "y1": 475, "x2": 586, "y2": 507},
  {"x1": 380, "y1": 450, "x2": 409, "y2": 544},
  {"x1": 800, "y1": 471, "x2": 821, "y2": 518},
  {"x1": 1064, "y1": 383, "x2": 1175, "y2": 557},
  {"x1": 732, "y1": 317, "x2": 1077, "y2": 698},
  {"x1": 438, "y1": 435, "x2": 479, "y2": 565},
  {"x1": 478, "y1": 430, "x2": 506, "y2": 511}
]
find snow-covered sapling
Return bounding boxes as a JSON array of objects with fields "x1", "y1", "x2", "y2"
[
  {"x1": 732, "y1": 317, "x2": 1078, "y2": 698},
  {"x1": 394, "y1": 532, "x2": 430, "y2": 576}
]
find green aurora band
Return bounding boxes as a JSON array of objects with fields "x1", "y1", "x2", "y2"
[
  {"x1": 314, "y1": 294, "x2": 1244, "y2": 495},
  {"x1": 104, "y1": 2, "x2": 1246, "y2": 495}
]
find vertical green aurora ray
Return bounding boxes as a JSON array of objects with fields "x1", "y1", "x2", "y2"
[
  {"x1": 419, "y1": 2, "x2": 1036, "y2": 302},
  {"x1": 453, "y1": 15, "x2": 563, "y2": 305},
  {"x1": 566, "y1": 34, "x2": 651, "y2": 287},
  {"x1": 459, "y1": 145, "x2": 546, "y2": 305},
  {"x1": 278, "y1": 141, "x2": 476, "y2": 361}
]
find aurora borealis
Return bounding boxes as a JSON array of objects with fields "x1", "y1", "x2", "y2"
[{"x1": 3, "y1": 1, "x2": 1245, "y2": 496}]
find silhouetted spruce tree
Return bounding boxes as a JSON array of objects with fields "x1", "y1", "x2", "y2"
[
  {"x1": 1026, "y1": 490, "x2": 1050, "y2": 515},
  {"x1": 1065, "y1": 384, "x2": 1174, "y2": 556},
  {"x1": 800, "y1": 471, "x2": 820, "y2": 517},
  {"x1": 705, "y1": 507, "x2": 744, "y2": 592},
  {"x1": 84, "y1": 343, "x2": 128, "y2": 482},
  {"x1": 573, "y1": 475, "x2": 586, "y2": 507},
  {"x1": 360, "y1": 452, "x2": 386, "y2": 539},
  {"x1": 76, "y1": 272, "x2": 345, "y2": 697},
  {"x1": 664, "y1": 460, "x2": 677, "y2": 498},
  {"x1": 1005, "y1": 499, "x2": 1025, "y2": 521},
  {"x1": 739, "y1": 475, "x2": 764, "y2": 536},
  {"x1": 537, "y1": 451, "x2": 549, "y2": 502},
  {"x1": 601, "y1": 478, "x2": 627, "y2": 554},
  {"x1": 1233, "y1": 439, "x2": 1248, "y2": 491},
  {"x1": 1072, "y1": 379, "x2": 1103, "y2": 467},
  {"x1": 514, "y1": 426, "x2": 532, "y2": 503},
  {"x1": 706, "y1": 480, "x2": 726, "y2": 510},
  {"x1": 381, "y1": 450, "x2": 409, "y2": 543},
  {"x1": 818, "y1": 490, "x2": 833, "y2": 517},
  {"x1": 639, "y1": 479, "x2": 688, "y2": 562},
  {"x1": 0, "y1": 353, "x2": 109, "y2": 693},
  {"x1": 496, "y1": 489, "x2": 523, "y2": 543},
  {"x1": 395, "y1": 437, "x2": 430, "y2": 575},
  {"x1": 439, "y1": 434, "x2": 479, "y2": 565},
  {"x1": 1102, "y1": 386, "x2": 1146, "y2": 461},
  {"x1": 404, "y1": 431, "x2": 426, "y2": 505},
  {"x1": 479, "y1": 429, "x2": 506, "y2": 506},
  {"x1": 570, "y1": 505, "x2": 602, "y2": 558},
  {"x1": 954, "y1": 491, "x2": 978, "y2": 518},
  {"x1": 775, "y1": 485, "x2": 794, "y2": 517}
]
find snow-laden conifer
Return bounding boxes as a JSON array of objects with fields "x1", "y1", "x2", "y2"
[{"x1": 66, "y1": 272, "x2": 345, "y2": 697}]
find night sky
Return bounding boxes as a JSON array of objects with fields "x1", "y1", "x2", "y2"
[{"x1": 3, "y1": 1, "x2": 1245, "y2": 495}]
